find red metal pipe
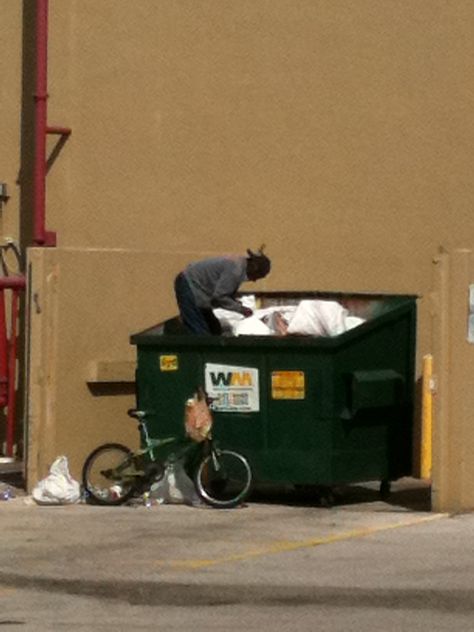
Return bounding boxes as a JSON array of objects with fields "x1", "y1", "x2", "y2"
[
  {"x1": 0, "y1": 276, "x2": 26, "y2": 290},
  {"x1": 46, "y1": 126, "x2": 72, "y2": 136},
  {"x1": 6, "y1": 290, "x2": 20, "y2": 457},
  {"x1": 0, "y1": 290, "x2": 8, "y2": 409},
  {"x1": 33, "y1": 0, "x2": 72, "y2": 247},
  {"x1": 32, "y1": 0, "x2": 71, "y2": 247},
  {"x1": 33, "y1": 0, "x2": 49, "y2": 247}
]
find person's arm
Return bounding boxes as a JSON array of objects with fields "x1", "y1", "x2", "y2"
[{"x1": 211, "y1": 264, "x2": 250, "y2": 314}]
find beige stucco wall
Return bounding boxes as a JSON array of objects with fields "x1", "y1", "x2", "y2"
[
  {"x1": 2, "y1": 1, "x2": 474, "y2": 507},
  {"x1": 25, "y1": 248, "x2": 176, "y2": 483},
  {"x1": 46, "y1": 1, "x2": 474, "y2": 258},
  {"x1": 431, "y1": 249, "x2": 474, "y2": 512},
  {"x1": 0, "y1": 1, "x2": 22, "y2": 240}
]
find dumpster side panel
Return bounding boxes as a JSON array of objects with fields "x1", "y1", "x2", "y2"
[
  {"x1": 263, "y1": 350, "x2": 333, "y2": 484},
  {"x1": 136, "y1": 346, "x2": 203, "y2": 439},
  {"x1": 330, "y1": 304, "x2": 416, "y2": 483}
]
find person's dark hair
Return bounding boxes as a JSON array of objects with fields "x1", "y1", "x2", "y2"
[{"x1": 246, "y1": 246, "x2": 271, "y2": 279}]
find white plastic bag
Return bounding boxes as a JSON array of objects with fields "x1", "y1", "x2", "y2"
[
  {"x1": 213, "y1": 295, "x2": 258, "y2": 334},
  {"x1": 234, "y1": 315, "x2": 273, "y2": 336},
  {"x1": 32, "y1": 456, "x2": 81, "y2": 505},
  {"x1": 149, "y1": 461, "x2": 201, "y2": 506},
  {"x1": 212, "y1": 308, "x2": 244, "y2": 334},
  {"x1": 344, "y1": 315, "x2": 366, "y2": 331},
  {"x1": 286, "y1": 300, "x2": 348, "y2": 337}
]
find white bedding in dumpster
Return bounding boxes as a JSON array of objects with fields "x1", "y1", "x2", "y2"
[{"x1": 214, "y1": 297, "x2": 365, "y2": 337}]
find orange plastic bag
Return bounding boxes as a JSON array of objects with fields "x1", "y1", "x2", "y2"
[{"x1": 184, "y1": 388, "x2": 213, "y2": 442}]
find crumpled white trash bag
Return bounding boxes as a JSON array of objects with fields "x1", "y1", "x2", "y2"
[
  {"x1": 286, "y1": 300, "x2": 345, "y2": 336},
  {"x1": 253, "y1": 306, "x2": 298, "y2": 335},
  {"x1": 149, "y1": 461, "x2": 202, "y2": 506},
  {"x1": 286, "y1": 300, "x2": 363, "y2": 337},
  {"x1": 215, "y1": 296, "x2": 366, "y2": 338},
  {"x1": 234, "y1": 315, "x2": 273, "y2": 336},
  {"x1": 213, "y1": 295, "x2": 258, "y2": 334},
  {"x1": 32, "y1": 456, "x2": 81, "y2": 505},
  {"x1": 212, "y1": 308, "x2": 244, "y2": 333},
  {"x1": 344, "y1": 315, "x2": 366, "y2": 331}
]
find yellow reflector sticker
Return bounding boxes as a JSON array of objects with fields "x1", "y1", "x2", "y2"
[
  {"x1": 160, "y1": 355, "x2": 178, "y2": 371},
  {"x1": 271, "y1": 371, "x2": 305, "y2": 399}
]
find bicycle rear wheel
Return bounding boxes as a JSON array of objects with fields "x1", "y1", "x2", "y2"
[
  {"x1": 82, "y1": 443, "x2": 137, "y2": 506},
  {"x1": 195, "y1": 449, "x2": 252, "y2": 509}
]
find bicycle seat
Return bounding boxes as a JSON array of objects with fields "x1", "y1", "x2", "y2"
[{"x1": 127, "y1": 409, "x2": 147, "y2": 420}]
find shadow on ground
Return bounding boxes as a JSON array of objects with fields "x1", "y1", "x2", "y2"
[
  {"x1": 249, "y1": 478, "x2": 431, "y2": 512},
  {"x1": 0, "y1": 466, "x2": 26, "y2": 497},
  {"x1": 0, "y1": 462, "x2": 431, "y2": 513}
]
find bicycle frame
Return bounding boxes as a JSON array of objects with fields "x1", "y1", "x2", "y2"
[
  {"x1": 135, "y1": 415, "x2": 206, "y2": 472},
  {"x1": 138, "y1": 422, "x2": 177, "y2": 462}
]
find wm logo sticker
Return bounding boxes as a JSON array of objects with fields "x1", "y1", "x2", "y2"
[
  {"x1": 209, "y1": 371, "x2": 253, "y2": 387},
  {"x1": 205, "y1": 363, "x2": 260, "y2": 412}
]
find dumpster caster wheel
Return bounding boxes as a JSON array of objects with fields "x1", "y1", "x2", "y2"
[
  {"x1": 294, "y1": 485, "x2": 335, "y2": 507},
  {"x1": 319, "y1": 489, "x2": 336, "y2": 507},
  {"x1": 319, "y1": 492, "x2": 336, "y2": 509},
  {"x1": 380, "y1": 480, "x2": 391, "y2": 501}
]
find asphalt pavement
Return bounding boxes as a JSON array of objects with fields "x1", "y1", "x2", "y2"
[{"x1": 0, "y1": 474, "x2": 472, "y2": 632}]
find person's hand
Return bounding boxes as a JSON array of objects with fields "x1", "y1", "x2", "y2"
[{"x1": 242, "y1": 307, "x2": 253, "y2": 318}]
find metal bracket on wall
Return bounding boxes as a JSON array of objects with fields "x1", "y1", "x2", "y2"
[{"x1": 0, "y1": 183, "x2": 9, "y2": 203}]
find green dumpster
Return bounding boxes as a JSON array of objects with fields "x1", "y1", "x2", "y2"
[{"x1": 130, "y1": 292, "x2": 416, "y2": 489}]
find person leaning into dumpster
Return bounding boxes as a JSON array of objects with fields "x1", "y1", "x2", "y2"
[{"x1": 174, "y1": 247, "x2": 271, "y2": 335}]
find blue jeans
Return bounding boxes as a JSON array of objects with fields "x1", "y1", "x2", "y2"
[{"x1": 174, "y1": 273, "x2": 222, "y2": 335}]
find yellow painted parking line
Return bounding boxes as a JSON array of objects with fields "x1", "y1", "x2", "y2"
[
  {"x1": 156, "y1": 513, "x2": 447, "y2": 571},
  {"x1": 0, "y1": 587, "x2": 16, "y2": 595}
]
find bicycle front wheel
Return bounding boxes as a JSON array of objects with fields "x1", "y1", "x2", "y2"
[
  {"x1": 82, "y1": 443, "x2": 136, "y2": 506},
  {"x1": 195, "y1": 449, "x2": 252, "y2": 509}
]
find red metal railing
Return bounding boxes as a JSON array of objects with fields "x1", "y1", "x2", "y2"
[
  {"x1": 1, "y1": 0, "x2": 71, "y2": 457},
  {"x1": 0, "y1": 0, "x2": 50, "y2": 457},
  {"x1": 0, "y1": 276, "x2": 26, "y2": 457}
]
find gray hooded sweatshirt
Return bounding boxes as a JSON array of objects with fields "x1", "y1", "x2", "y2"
[{"x1": 184, "y1": 256, "x2": 248, "y2": 314}]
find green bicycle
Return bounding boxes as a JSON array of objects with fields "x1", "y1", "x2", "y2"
[{"x1": 81, "y1": 400, "x2": 253, "y2": 509}]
